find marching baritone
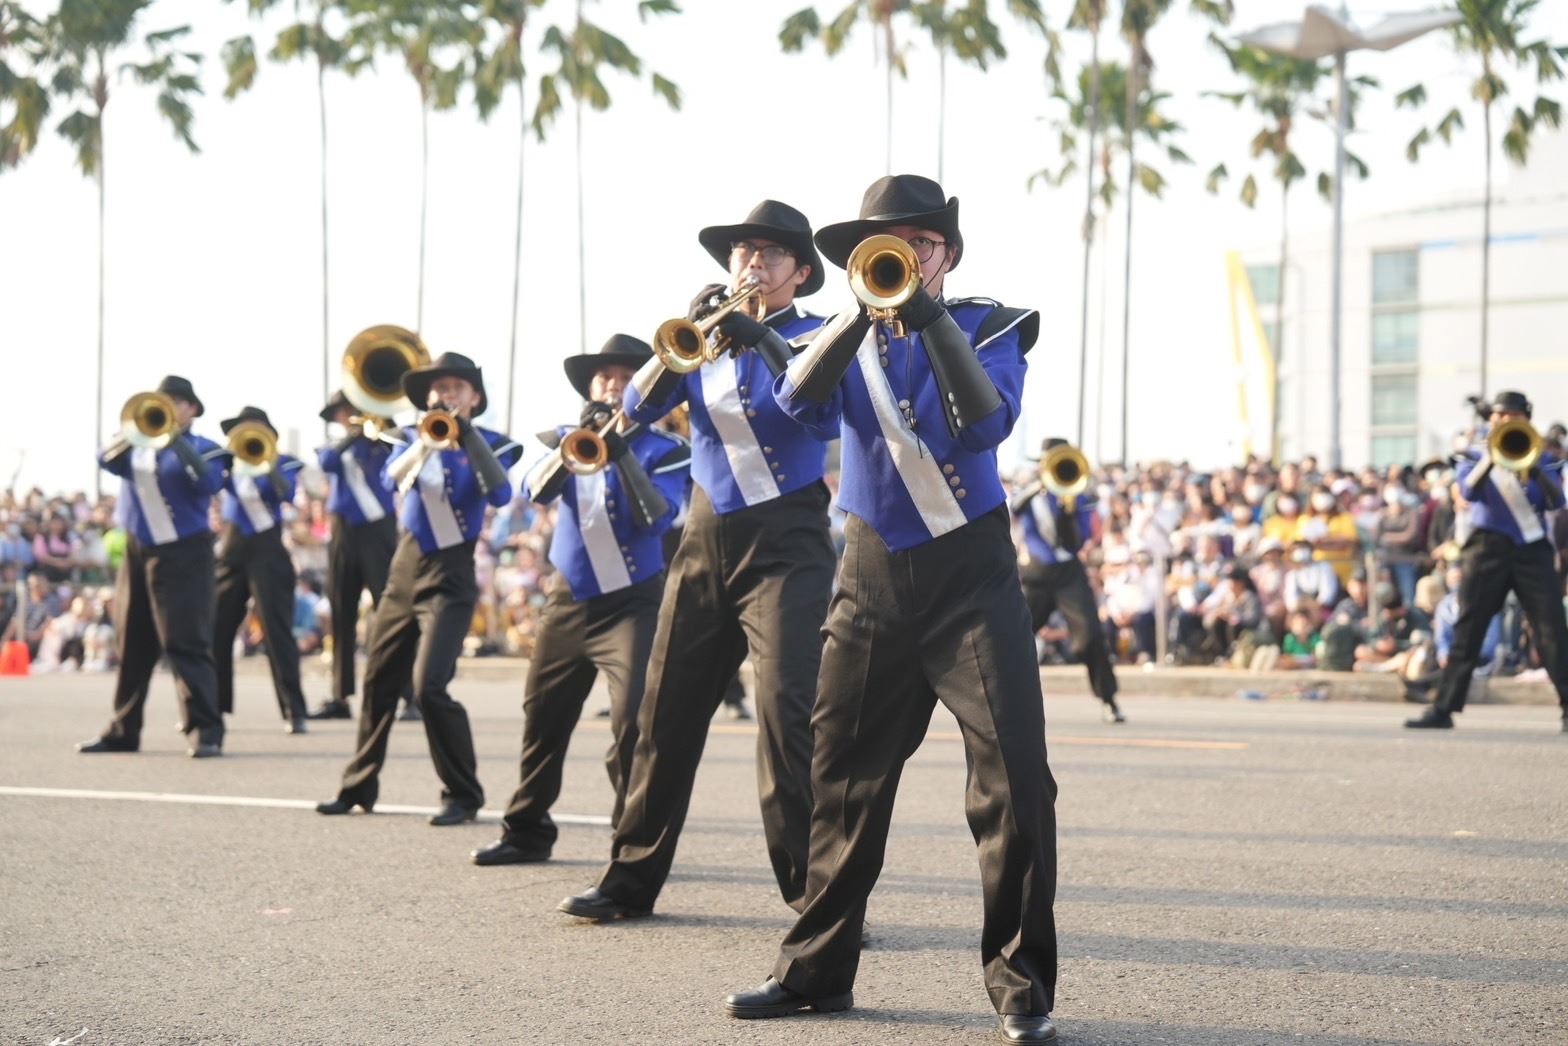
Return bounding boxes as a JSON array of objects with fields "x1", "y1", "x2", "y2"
[
  {"x1": 78, "y1": 376, "x2": 227, "y2": 759},
  {"x1": 471, "y1": 335, "x2": 691, "y2": 866}
]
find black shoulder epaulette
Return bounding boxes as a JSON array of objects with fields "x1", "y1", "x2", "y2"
[
  {"x1": 536, "y1": 428, "x2": 563, "y2": 450},
  {"x1": 973, "y1": 304, "x2": 1040, "y2": 356},
  {"x1": 946, "y1": 295, "x2": 1002, "y2": 309}
]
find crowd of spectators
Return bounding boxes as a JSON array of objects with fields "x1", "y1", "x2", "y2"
[{"x1": 7, "y1": 423, "x2": 1567, "y2": 694}]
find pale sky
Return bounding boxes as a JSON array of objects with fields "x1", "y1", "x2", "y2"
[{"x1": 4, "y1": 0, "x2": 1564, "y2": 495}]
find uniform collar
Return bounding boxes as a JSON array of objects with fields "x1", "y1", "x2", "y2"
[{"x1": 763, "y1": 303, "x2": 800, "y2": 328}]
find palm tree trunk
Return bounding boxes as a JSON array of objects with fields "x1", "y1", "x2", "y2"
[
  {"x1": 1119, "y1": 49, "x2": 1138, "y2": 466},
  {"x1": 417, "y1": 95, "x2": 429, "y2": 332},
  {"x1": 506, "y1": 67, "x2": 526, "y2": 434},
  {"x1": 1076, "y1": 20, "x2": 1101, "y2": 448},
  {"x1": 574, "y1": 89, "x2": 586, "y2": 355},
  {"x1": 317, "y1": 38, "x2": 330, "y2": 433},
  {"x1": 93, "y1": 52, "x2": 106, "y2": 500},
  {"x1": 1274, "y1": 181, "x2": 1288, "y2": 466},
  {"x1": 884, "y1": 17, "x2": 894, "y2": 174},
  {"x1": 1479, "y1": 95, "x2": 1492, "y2": 397},
  {"x1": 936, "y1": 43, "x2": 946, "y2": 182}
]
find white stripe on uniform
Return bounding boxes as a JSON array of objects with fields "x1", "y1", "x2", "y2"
[
  {"x1": 416, "y1": 451, "x2": 466, "y2": 549},
  {"x1": 1490, "y1": 469, "x2": 1546, "y2": 543},
  {"x1": 854, "y1": 327, "x2": 967, "y2": 540},
  {"x1": 233, "y1": 475, "x2": 276, "y2": 533},
  {"x1": 131, "y1": 447, "x2": 179, "y2": 545},
  {"x1": 700, "y1": 356, "x2": 779, "y2": 507},
  {"x1": 341, "y1": 451, "x2": 386, "y2": 523},
  {"x1": 574, "y1": 470, "x2": 631, "y2": 593}
]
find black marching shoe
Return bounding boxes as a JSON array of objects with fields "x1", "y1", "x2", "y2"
[
  {"x1": 316, "y1": 795, "x2": 375, "y2": 815},
  {"x1": 1101, "y1": 700, "x2": 1126, "y2": 724},
  {"x1": 997, "y1": 1014, "x2": 1058, "y2": 1044},
  {"x1": 471, "y1": 838, "x2": 550, "y2": 866},
  {"x1": 398, "y1": 701, "x2": 423, "y2": 722},
  {"x1": 306, "y1": 700, "x2": 352, "y2": 720},
  {"x1": 1560, "y1": 713, "x2": 1567, "y2": 735},
  {"x1": 76, "y1": 737, "x2": 136, "y2": 754},
  {"x1": 723, "y1": 977, "x2": 852, "y2": 1020},
  {"x1": 557, "y1": 886, "x2": 650, "y2": 922},
  {"x1": 187, "y1": 742, "x2": 223, "y2": 759},
  {"x1": 1405, "y1": 707, "x2": 1454, "y2": 730},
  {"x1": 429, "y1": 802, "x2": 478, "y2": 827},
  {"x1": 285, "y1": 717, "x2": 308, "y2": 735}
]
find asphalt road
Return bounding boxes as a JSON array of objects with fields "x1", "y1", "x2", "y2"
[{"x1": 2, "y1": 670, "x2": 1565, "y2": 1046}]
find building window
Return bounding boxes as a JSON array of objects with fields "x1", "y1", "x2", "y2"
[
  {"x1": 1371, "y1": 311, "x2": 1419, "y2": 365},
  {"x1": 1262, "y1": 321, "x2": 1280, "y2": 357},
  {"x1": 1371, "y1": 373, "x2": 1418, "y2": 427},
  {"x1": 1370, "y1": 435, "x2": 1417, "y2": 468},
  {"x1": 1372, "y1": 250, "x2": 1418, "y2": 304},
  {"x1": 1246, "y1": 264, "x2": 1280, "y2": 305}
]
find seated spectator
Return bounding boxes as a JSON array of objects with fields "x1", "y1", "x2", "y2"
[
  {"x1": 1375, "y1": 486, "x2": 1424, "y2": 609},
  {"x1": 1262, "y1": 494, "x2": 1301, "y2": 547},
  {"x1": 1193, "y1": 566, "x2": 1263, "y2": 664},
  {"x1": 1296, "y1": 487, "x2": 1359, "y2": 583},
  {"x1": 1, "y1": 522, "x2": 36, "y2": 572},
  {"x1": 1250, "y1": 539, "x2": 1287, "y2": 633},
  {"x1": 1102, "y1": 549, "x2": 1160, "y2": 664},
  {"x1": 21, "y1": 574, "x2": 59, "y2": 660},
  {"x1": 31, "y1": 515, "x2": 79, "y2": 584},
  {"x1": 1283, "y1": 539, "x2": 1339, "y2": 620},
  {"x1": 33, "y1": 594, "x2": 90, "y2": 672},
  {"x1": 1278, "y1": 609, "x2": 1320, "y2": 669},
  {"x1": 294, "y1": 573, "x2": 324, "y2": 656},
  {"x1": 1353, "y1": 578, "x2": 1430, "y2": 669},
  {"x1": 1227, "y1": 499, "x2": 1260, "y2": 561}
]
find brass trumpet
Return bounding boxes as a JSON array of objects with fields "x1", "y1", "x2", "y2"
[
  {"x1": 652, "y1": 278, "x2": 767, "y2": 375},
  {"x1": 560, "y1": 407, "x2": 624, "y2": 476},
  {"x1": 120, "y1": 391, "x2": 179, "y2": 449},
  {"x1": 1488, "y1": 417, "x2": 1543, "y2": 473},
  {"x1": 227, "y1": 421, "x2": 279, "y2": 476},
  {"x1": 418, "y1": 408, "x2": 461, "y2": 450},
  {"x1": 847, "y1": 234, "x2": 922, "y2": 338},
  {"x1": 1041, "y1": 443, "x2": 1091, "y2": 505},
  {"x1": 343, "y1": 325, "x2": 430, "y2": 417}
]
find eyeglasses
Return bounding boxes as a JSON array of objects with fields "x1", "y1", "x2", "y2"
[
  {"x1": 904, "y1": 236, "x2": 949, "y2": 264},
  {"x1": 730, "y1": 241, "x2": 795, "y2": 266}
]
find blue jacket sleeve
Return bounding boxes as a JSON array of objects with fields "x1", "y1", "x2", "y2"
[
  {"x1": 624, "y1": 373, "x2": 691, "y2": 426},
  {"x1": 277, "y1": 455, "x2": 301, "y2": 502},
  {"x1": 98, "y1": 448, "x2": 132, "y2": 478},
  {"x1": 318, "y1": 444, "x2": 344, "y2": 474},
  {"x1": 771, "y1": 367, "x2": 843, "y2": 441},
  {"x1": 636, "y1": 443, "x2": 690, "y2": 537},
  {"x1": 955, "y1": 326, "x2": 1027, "y2": 454},
  {"x1": 191, "y1": 437, "x2": 227, "y2": 495},
  {"x1": 485, "y1": 433, "x2": 524, "y2": 509}
]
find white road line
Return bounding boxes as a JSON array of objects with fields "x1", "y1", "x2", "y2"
[{"x1": 0, "y1": 786, "x2": 611, "y2": 825}]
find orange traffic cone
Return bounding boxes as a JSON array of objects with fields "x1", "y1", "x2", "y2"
[{"x1": 0, "y1": 640, "x2": 31, "y2": 677}]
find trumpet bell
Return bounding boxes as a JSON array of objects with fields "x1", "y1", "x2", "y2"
[
  {"x1": 561, "y1": 427, "x2": 610, "y2": 476},
  {"x1": 847, "y1": 235, "x2": 921, "y2": 312},
  {"x1": 343, "y1": 325, "x2": 430, "y2": 417},
  {"x1": 120, "y1": 391, "x2": 178, "y2": 449},
  {"x1": 418, "y1": 409, "x2": 460, "y2": 450},
  {"x1": 227, "y1": 421, "x2": 278, "y2": 475},
  {"x1": 653, "y1": 318, "x2": 707, "y2": 375},
  {"x1": 1488, "y1": 417, "x2": 1543, "y2": 473},
  {"x1": 1041, "y1": 445, "x2": 1091, "y2": 500}
]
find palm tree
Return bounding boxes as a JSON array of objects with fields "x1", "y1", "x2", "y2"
[
  {"x1": 1065, "y1": 0, "x2": 1107, "y2": 448},
  {"x1": 47, "y1": 0, "x2": 202, "y2": 495},
  {"x1": 530, "y1": 0, "x2": 681, "y2": 356},
  {"x1": 1, "y1": 1, "x2": 49, "y2": 171},
  {"x1": 781, "y1": 1, "x2": 910, "y2": 174},
  {"x1": 345, "y1": 0, "x2": 480, "y2": 334},
  {"x1": 1396, "y1": 0, "x2": 1566, "y2": 396},
  {"x1": 1204, "y1": 41, "x2": 1331, "y2": 464},
  {"x1": 222, "y1": 0, "x2": 354, "y2": 422}
]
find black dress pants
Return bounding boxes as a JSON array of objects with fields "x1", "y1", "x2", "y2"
[
  {"x1": 597, "y1": 482, "x2": 835, "y2": 911},
  {"x1": 327, "y1": 515, "x2": 399, "y2": 702},
  {"x1": 103, "y1": 534, "x2": 224, "y2": 748},
  {"x1": 1436, "y1": 531, "x2": 1568, "y2": 715},
  {"x1": 212, "y1": 525, "x2": 307, "y2": 720},
  {"x1": 1022, "y1": 558, "x2": 1119, "y2": 703},
  {"x1": 772, "y1": 507, "x2": 1058, "y2": 1016},
  {"x1": 500, "y1": 574, "x2": 664, "y2": 851},
  {"x1": 333, "y1": 535, "x2": 484, "y2": 810}
]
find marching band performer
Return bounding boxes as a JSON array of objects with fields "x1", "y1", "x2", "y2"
[
  {"x1": 309, "y1": 390, "x2": 414, "y2": 723},
  {"x1": 1407, "y1": 391, "x2": 1568, "y2": 732},
  {"x1": 471, "y1": 335, "x2": 690, "y2": 866},
  {"x1": 1012, "y1": 437, "x2": 1125, "y2": 723},
  {"x1": 723, "y1": 175, "x2": 1060, "y2": 1045},
  {"x1": 559, "y1": 200, "x2": 834, "y2": 920},
  {"x1": 316, "y1": 352, "x2": 522, "y2": 824},
  {"x1": 78, "y1": 376, "x2": 227, "y2": 759},
  {"x1": 210, "y1": 406, "x2": 313, "y2": 733}
]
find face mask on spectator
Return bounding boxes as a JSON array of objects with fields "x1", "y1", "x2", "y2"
[
  {"x1": 1383, "y1": 486, "x2": 1403, "y2": 507},
  {"x1": 1231, "y1": 507, "x2": 1251, "y2": 525},
  {"x1": 1311, "y1": 493, "x2": 1334, "y2": 512},
  {"x1": 1243, "y1": 484, "x2": 1264, "y2": 503},
  {"x1": 1140, "y1": 492, "x2": 1158, "y2": 506},
  {"x1": 1277, "y1": 496, "x2": 1298, "y2": 515},
  {"x1": 1432, "y1": 484, "x2": 1450, "y2": 503},
  {"x1": 1291, "y1": 549, "x2": 1312, "y2": 564}
]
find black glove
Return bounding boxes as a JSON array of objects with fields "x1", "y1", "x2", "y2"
[
  {"x1": 897, "y1": 284, "x2": 945, "y2": 332},
  {"x1": 1056, "y1": 506, "x2": 1083, "y2": 553},
  {"x1": 601, "y1": 427, "x2": 629, "y2": 461},
  {"x1": 687, "y1": 283, "x2": 728, "y2": 322},
  {"x1": 715, "y1": 311, "x2": 770, "y2": 351},
  {"x1": 580, "y1": 400, "x2": 615, "y2": 430}
]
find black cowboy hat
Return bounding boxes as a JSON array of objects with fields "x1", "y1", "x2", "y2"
[
  {"x1": 157, "y1": 375, "x2": 204, "y2": 416},
  {"x1": 318, "y1": 389, "x2": 352, "y2": 423},
  {"x1": 814, "y1": 174, "x2": 962, "y2": 271},
  {"x1": 1488, "y1": 390, "x2": 1532, "y2": 417},
  {"x1": 221, "y1": 405, "x2": 278, "y2": 436},
  {"x1": 563, "y1": 334, "x2": 654, "y2": 401},
  {"x1": 403, "y1": 351, "x2": 489, "y2": 416},
  {"x1": 697, "y1": 199, "x2": 824, "y2": 297}
]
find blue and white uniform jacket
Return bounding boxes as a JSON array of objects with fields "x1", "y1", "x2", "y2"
[
  {"x1": 1457, "y1": 447, "x2": 1565, "y2": 545},
  {"x1": 99, "y1": 433, "x2": 224, "y2": 548},
  {"x1": 219, "y1": 454, "x2": 303, "y2": 537},
  {"x1": 385, "y1": 426, "x2": 523, "y2": 554},
  {"x1": 1016, "y1": 490, "x2": 1095, "y2": 568},
  {"x1": 318, "y1": 437, "x2": 397, "y2": 527}
]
